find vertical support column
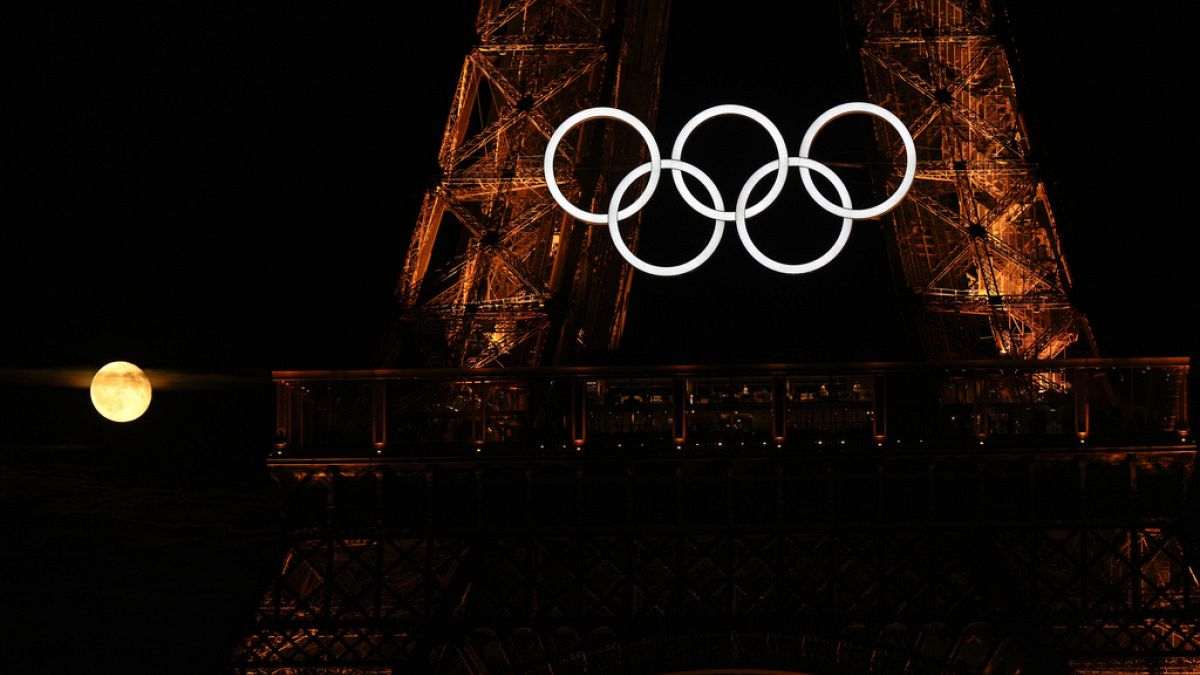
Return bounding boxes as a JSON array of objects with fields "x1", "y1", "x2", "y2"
[
  {"x1": 772, "y1": 375, "x2": 788, "y2": 444},
  {"x1": 972, "y1": 375, "x2": 989, "y2": 442},
  {"x1": 872, "y1": 374, "x2": 888, "y2": 444},
  {"x1": 323, "y1": 465, "x2": 337, "y2": 620},
  {"x1": 297, "y1": 386, "x2": 309, "y2": 449},
  {"x1": 371, "y1": 380, "x2": 387, "y2": 451},
  {"x1": 472, "y1": 382, "x2": 489, "y2": 449},
  {"x1": 571, "y1": 376, "x2": 587, "y2": 447},
  {"x1": 1176, "y1": 365, "x2": 1190, "y2": 440},
  {"x1": 275, "y1": 380, "x2": 291, "y2": 451},
  {"x1": 672, "y1": 376, "x2": 688, "y2": 445},
  {"x1": 1074, "y1": 368, "x2": 1090, "y2": 442}
]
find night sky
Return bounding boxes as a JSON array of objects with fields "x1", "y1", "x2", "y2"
[
  {"x1": 3, "y1": 1, "x2": 1198, "y2": 669},
  {"x1": 9, "y1": 1, "x2": 1197, "y2": 375}
]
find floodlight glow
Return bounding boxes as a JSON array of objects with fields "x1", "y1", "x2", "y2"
[
  {"x1": 543, "y1": 102, "x2": 917, "y2": 276},
  {"x1": 735, "y1": 157, "x2": 853, "y2": 274}
]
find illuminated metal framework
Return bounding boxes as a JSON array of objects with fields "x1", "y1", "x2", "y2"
[
  {"x1": 396, "y1": 0, "x2": 669, "y2": 367},
  {"x1": 238, "y1": 453, "x2": 1199, "y2": 674},
  {"x1": 235, "y1": 361, "x2": 1195, "y2": 674},
  {"x1": 853, "y1": 0, "x2": 1094, "y2": 360},
  {"x1": 239, "y1": 2, "x2": 1195, "y2": 674}
]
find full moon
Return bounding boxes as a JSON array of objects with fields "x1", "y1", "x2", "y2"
[{"x1": 90, "y1": 361, "x2": 153, "y2": 422}]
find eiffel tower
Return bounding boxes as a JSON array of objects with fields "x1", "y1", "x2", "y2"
[{"x1": 234, "y1": 2, "x2": 1195, "y2": 673}]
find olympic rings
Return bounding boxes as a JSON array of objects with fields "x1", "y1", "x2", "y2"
[
  {"x1": 798, "y1": 103, "x2": 916, "y2": 220},
  {"x1": 543, "y1": 102, "x2": 916, "y2": 276},
  {"x1": 671, "y1": 104, "x2": 788, "y2": 221},
  {"x1": 544, "y1": 107, "x2": 661, "y2": 225},
  {"x1": 610, "y1": 159, "x2": 725, "y2": 277},
  {"x1": 737, "y1": 157, "x2": 853, "y2": 275}
]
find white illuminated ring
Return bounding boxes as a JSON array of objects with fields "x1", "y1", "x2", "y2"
[
  {"x1": 735, "y1": 157, "x2": 853, "y2": 274},
  {"x1": 670, "y1": 104, "x2": 789, "y2": 220},
  {"x1": 797, "y1": 102, "x2": 916, "y2": 220},
  {"x1": 609, "y1": 159, "x2": 725, "y2": 277},
  {"x1": 543, "y1": 107, "x2": 661, "y2": 224},
  {"x1": 544, "y1": 102, "x2": 917, "y2": 275}
]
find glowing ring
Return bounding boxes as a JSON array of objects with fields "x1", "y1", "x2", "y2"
[
  {"x1": 669, "y1": 104, "x2": 789, "y2": 221},
  {"x1": 735, "y1": 157, "x2": 853, "y2": 274},
  {"x1": 543, "y1": 107, "x2": 661, "y2": 224},
  {"x1": 797, "y1": 102, "x2": 915, "y2": 220},
  {"x1": 543, "y1": 102, "x2": 917, "y2": 274},
  {"x1": 609, "y1": 159, "x2": 724, "y2": 277}
]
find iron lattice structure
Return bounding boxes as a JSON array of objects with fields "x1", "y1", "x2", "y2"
[
  {"x1": 395, "y1": 0, "x2": 669, "y2": 368},
  {"x1": 236, "y1": 361, "x2": 1195, "y2": 673},
  {"x1": 853, "y1": 0, "x2": 1095, "y2": 361},
  {"x1": 236, "y1": 448, "x2": 1198, "y2": 674},
  {"x1": 235, "y1": 1, "x2": 1198, "y2": 674}
]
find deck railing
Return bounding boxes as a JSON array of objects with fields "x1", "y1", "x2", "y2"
[{"x1": 271, "y1": 359, "x2": 1190, "y2": 458}]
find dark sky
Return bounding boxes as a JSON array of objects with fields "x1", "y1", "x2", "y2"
[{"x1": 8, "y1": 1, "x2": 1197, "y2": 372}]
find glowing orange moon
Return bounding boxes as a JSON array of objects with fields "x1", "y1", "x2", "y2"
[{"x1": 90, "y1": 361, "x2": 152, "y2": 422}]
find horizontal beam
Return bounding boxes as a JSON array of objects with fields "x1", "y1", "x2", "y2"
[{"x1": 273, "y1": 357, "x2": 1189, "y2": 382}]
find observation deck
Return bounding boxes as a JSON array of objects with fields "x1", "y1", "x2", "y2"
[
  {"x1": 271, "y1": 358, "x2": 1190, "y2": 460},
  {"x1": 238, "y1": 359, "x2": 1197, "y2": 674}
]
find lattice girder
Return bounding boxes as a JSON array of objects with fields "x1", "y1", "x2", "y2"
[
  {"x1": 855, "y1": 0, "x2": 1093, "y2": 360},
  {"x1": 395, "y1": 0, "x2": 669, "y2": 367},
  {"x1": 235, "y1": 450, "x2": 1198, "y2": 673}
]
